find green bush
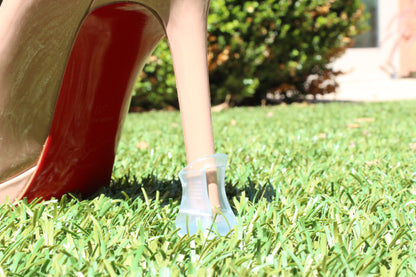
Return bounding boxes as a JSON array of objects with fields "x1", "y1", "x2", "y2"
[
  {"x1": 132, "y1": 0, "x2": 369, "y2": 109},
  {"x1": 130, "y1": 41, "x2": 176, "y2": 110}
]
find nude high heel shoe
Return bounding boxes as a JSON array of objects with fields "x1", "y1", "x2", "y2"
[{"x1": 0, "y1": 0, "x2": 218, "y2": 205}]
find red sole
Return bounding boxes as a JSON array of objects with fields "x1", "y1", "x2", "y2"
[{"x1": 20, "y1": 3, "x2": 164, "y2": 201}]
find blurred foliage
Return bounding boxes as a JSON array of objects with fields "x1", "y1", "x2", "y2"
[
  {"x1": 206, "y1": 0, "x2": 369, "y2": 104},
  {"x1": 130, "y1": 41, "x2": 176, "y2": 110},
  {"x1": 138, "y1": 0, "x2": 368, "y2": 108}
]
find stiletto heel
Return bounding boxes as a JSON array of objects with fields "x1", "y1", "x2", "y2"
[
  {"x1": 176, "y1": 154, "x2": 237, "y2": 236},
  {"x1": 0, "y1": 0, "x2": 234, "y2": 227}
]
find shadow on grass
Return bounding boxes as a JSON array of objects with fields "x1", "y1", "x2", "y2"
[
  {"x1": 84, "y1": 175, "x2": 276, "y2": 205},
  {"x1": 267, "y1": 97, "x2": 364, "y2": 105}
]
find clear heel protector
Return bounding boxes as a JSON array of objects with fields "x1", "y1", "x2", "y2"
[{"x1": 176, "y1": 154, "x2": 237, "y2": 236}]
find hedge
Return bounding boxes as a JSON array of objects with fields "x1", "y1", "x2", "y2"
[{"x1": 131, "y1": 0, "x2": 368, "y2": 109}]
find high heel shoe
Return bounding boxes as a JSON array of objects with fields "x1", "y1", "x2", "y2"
[{"x1": 0, "y1": 0, "x2": 215, "y2": 203}]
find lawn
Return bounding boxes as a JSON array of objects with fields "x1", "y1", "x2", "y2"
[{"x1": 1, "y1": 100, "x2": 416, "y2": 276}]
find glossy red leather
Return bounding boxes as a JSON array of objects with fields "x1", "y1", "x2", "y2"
[{"x1": 20, "y1": 3, "x2": 164, "y2": 201}]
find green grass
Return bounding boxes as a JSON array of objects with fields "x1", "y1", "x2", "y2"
[{"x1": 1, "y1": 100, "x2": 416, "y2": 276}]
